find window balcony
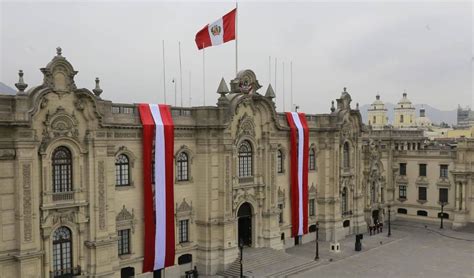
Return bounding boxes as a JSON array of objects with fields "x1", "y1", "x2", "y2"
[
  {"x1": 239, "y1": 176, "x2": 254, "y2": 184},
  {"x1": 50, "y1": 266, "x2": 81, "y2": 278}
]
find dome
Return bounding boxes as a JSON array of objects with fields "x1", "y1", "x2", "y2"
[
  {"x1": 396, "y1": 93, "x2": 414, "y2": 109},
  {"x1": 369, "y1": 94, "x2": 386, "y2": 110}
]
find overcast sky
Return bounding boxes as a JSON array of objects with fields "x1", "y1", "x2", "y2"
[{"x1": 1, "y1": 1, "x2": 472, "y2": 113}]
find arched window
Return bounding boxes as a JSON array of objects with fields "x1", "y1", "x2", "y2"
[
  {"x1": 115, "y1": 154, "x2": 130, "y2": 186},
  {"x1": 178, "y1": 254, "x2": 193, "y2": 265},
  {"x1": 52, "y1": 226, "x2": 73, "y2": 276},
  {"x1": 52, "y1": 147, "x2": 73, "y2": 193},
  {"x1": 341, "y1": 187, "x2": 348, "y2": 214},
  {"x1": 238, "y1": 141, "x2": 253, "y2": 177},
  {"x1": 309, "y1": 149, "x2": 316, "y2": 171},
  {"x1": 343, "y1": 142, "x2": 350, "y2": 168},
  {"x1": 277, "y1": 150, "x2": 283, "y2": 173},
  {"x1": 177, "y1": 152, "x2": 189, "y2": 181}
]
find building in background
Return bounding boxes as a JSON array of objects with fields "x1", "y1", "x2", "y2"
[
  {"x1": 0, "y1": 50, "x2": 472, "y2": 278},
  {"x1": 367, "y1": 94, "x2": 388, "y2": 129},
  {"x1": 393, "y1": 93, "x2": 416, "y2": 128},
  {"x1": 457, "y1": 105, "x2": 474, "y2": 128}
]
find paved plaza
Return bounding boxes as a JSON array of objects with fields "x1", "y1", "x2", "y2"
[
  {"x1": 226, "y1": 220, "x2": 474, "y2": 277},
  {"x1": 293, "y1": 221, "x2": 474, "y2": 278}
]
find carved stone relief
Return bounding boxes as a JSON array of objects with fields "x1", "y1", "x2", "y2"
[
  {"x1": 98, "y1": 161, "x2": 106, "y2": 230},
  {"x1": 23, "y1": 164, "x2": 32, "y2": 241}
]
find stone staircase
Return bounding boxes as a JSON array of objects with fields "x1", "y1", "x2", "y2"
[{"x1": 217, "y1": 247, "x2": 316, "y2": 277}]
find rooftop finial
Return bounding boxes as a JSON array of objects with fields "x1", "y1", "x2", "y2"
[
  {"x1": 356, "y1": 102, "x2": 359, "y2": 110},
  {"x1": 56, "y1": 46, "x2": 62, "y2": 56},
  {"x1": 330, "y1": 100, "x2": 335, "y2": 112},
  {"x1": 265, "y1": 84, "x2": 275, "y2": 99},
  {"x1": 15, "y1": 70, "x2": 28, "y2": 94},
  {"x1": 343, "y1": 87, "x2": 347, "y2": 92},
  {"x1": 376, "y1": 94, "x2": 380, "y2": 100},
  {"x1": 93, "y1": 77, "x2": 103, "y2": 97}
]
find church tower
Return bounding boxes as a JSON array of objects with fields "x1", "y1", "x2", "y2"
[
  {"x1": 367, "y1": 94, "x2": 388, "y2": 129},
  {"x1": 393, "y1": 92, "x2": 416, "y2": 128}
]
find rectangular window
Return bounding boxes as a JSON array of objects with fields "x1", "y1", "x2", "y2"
[
  {"x1": 440, "y1": 165, "x2": 448, "y2": 178},
  {"x1": 439, "y1": 188, "x2": 448, "y2": 203},
  {"x1": 399, "y1": 185, "x2": 407, "y2": 199},
  {"x1": 309, "y1": 199, "x2": 315, "y2": 216},
  {"x1": 399, "y1": 163, "x2": 407, "y2": 176},
  {"x1": 419, "y1": 164, "x2": 427, "y2": 177},
  {"x1": 381, "y1": 187, "x2": 384, "y2": 203},
  {"x1": 373, "y1": 116, "x2": 376, "y2": 124},
  {"x1": 278, "y1": 203, "x2": 284, "y2": 224},
  {"x1": 418, "y1": 187, "x2": 427, "y2": 201},
  {"x1": 179, "y1": 219, "x2": 189, "y2": 243},
  {"x1": 118, "y1": 229, "x2": 130, "y2": 255}
]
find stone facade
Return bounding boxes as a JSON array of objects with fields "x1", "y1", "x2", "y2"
[{"x1": 0, "y1": 50, "x2": 472, "y2": 277}]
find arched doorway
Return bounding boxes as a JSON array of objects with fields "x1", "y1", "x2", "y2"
[
  {"x1": 237, "y1": 202, "x2": 252, "y2": 246},
  {"x1": 372, "y1": 210, "x2": 379, "y2": 224}
]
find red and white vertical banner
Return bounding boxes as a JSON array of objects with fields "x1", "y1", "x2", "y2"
[
  {"x1": 286, "y1": 112, "x2": 309, "y2": 238},
  {"x1": 139, "y1": 104, "x2": 175, "y2": 273}
]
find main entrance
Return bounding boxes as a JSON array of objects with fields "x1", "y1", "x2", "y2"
[
  {"x1": 237, "y1": 202, "x2": 252, "y2": 246},
  {"x1": 372, "y1": 210, "x2": 379, "y2": 225}
]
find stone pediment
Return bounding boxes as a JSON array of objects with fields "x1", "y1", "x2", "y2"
[
  {"x1": 116, "y1": 205, "x2": 134, "y2": 222},
  {"x1": 41, "y1": 47, "x2": 78, "y2": 94},
  {"x1": 177, "y1": 198, "x2": 192, "y2": 213}
]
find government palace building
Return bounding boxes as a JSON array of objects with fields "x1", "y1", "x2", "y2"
[{"x1": 0, "y1": 49, "x2": 472, "y2": 277}]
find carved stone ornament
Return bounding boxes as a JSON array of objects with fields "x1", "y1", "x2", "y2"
[
  {"x1": 236, "y1": 113, "x2": 256, "y2": 139},
  {"x1": 278, "y1": 187, "x2": 285, "y2": 205},
  {"x1": 52, "y1": 211, "x2": 75, "y2": 225},
  {"x1": 40, "y1": 106, "x2": 79, "y2": 151},
  {"x1": 116, "y1": 205, "x2": 136, "y2": 232},
  {"x1": 40, "y1": 47, "x2": 78, "y2": 95},
  {"x1": 230, "y1": 69, "x2": 262, "y2": 94},
  {"x1": 175, "y1": 198, "x2": 194, "y2": 222},
  {"x1": 0, "y1": 149, "x2": 15, "y2": 160}
]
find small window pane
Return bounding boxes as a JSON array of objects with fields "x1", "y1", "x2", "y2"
[{"x1": 115, "y1": 154, "x2": 130, "y2": 186}]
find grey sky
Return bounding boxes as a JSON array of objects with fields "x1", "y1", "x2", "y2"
[{"x1": 1, "y1": 1, "x2": 472, "y2": 113}]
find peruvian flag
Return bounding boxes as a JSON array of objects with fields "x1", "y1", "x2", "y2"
[
  {"x1": 195, "y1": 8, "x2": 236, "y2": 50},
  {"x1": 286, "y1": 112, "x2": 309, "y2": 238},
  {"x1": 138, "y1": 104, "x2": 175, "y2": 273}
]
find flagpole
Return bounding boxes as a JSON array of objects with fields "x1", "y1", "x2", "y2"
[
  {"x1": 235, "y1": 2, "x2": 238, "y2": 76},
  {"x1": 203, "y1": 43, "x2": 206, "y2": 106},
  {"x1": 269, "y1": 56, "x2": 271, "y2": 86},
  {"x1": 179, "y1": 41, "x2": 183, "y2": 107},
  {"x1": 189, "y1": 71, "x2": 192, "y2": 107},
  {"x1": 290, "y1": 61, "x2": 293, "y2": 111},
  {"x1": 274, "y1": 57, "x2": 277, "y2": 108},
  {"x1": 282, "y1": 61, "x2": 285, "y2": 112},
  {"x1": 162, "y1": 40, "x2": 167, "y2": 104}
]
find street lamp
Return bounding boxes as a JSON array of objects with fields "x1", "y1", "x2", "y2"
[
  {"x1": 239, "y1": 239, "x2": 244, "y2": 278},
  {"x1": 387, "y1": 205, "x2": 391, "y2": 237},
  {"x1": 314, "y1": 222, "x2": 320, "y2": 261},
  {"x1": 440, "y1": 201, "x2": 447, "y2": 229}
]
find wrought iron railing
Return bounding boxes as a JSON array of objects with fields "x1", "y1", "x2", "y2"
[
  {"x1": 52, "y1": 191, "x2": 74, "y2": 201},
  {"x1": 50, "y1": 266, "x2": 81, "y2": 277}
]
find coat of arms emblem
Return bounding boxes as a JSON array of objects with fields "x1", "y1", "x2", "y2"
[{"x1": 210, "y1": 25, "x2": 221, "y2": 36}]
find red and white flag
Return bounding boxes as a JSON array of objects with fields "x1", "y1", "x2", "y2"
[
  {"x1": 286, "y1": 112, "x2": 309, "y2": 237},
  {"x1": 138, "y1": 104, "x2": 175, "y2": 273},
  {"x1": 195, "y1": 8, "x2": 236, "y2": 50}
]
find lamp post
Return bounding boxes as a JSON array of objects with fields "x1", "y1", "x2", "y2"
[
  {"x1": 387, "y1": 205, "x2": 391, "y2": 237},
  {"x1": 239, "y1": 239, "x2": 244, "y2": 278},
  {"x1": 440, "y1": 202, "x2": 447, "y2": 229},
  {"x1": 314, "y1": 222, "x2": 319, "y2": 261}
]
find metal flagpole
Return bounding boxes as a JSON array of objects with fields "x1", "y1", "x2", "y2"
[
  {"x1": 203, "y1": 43, "x2": 206, "y2": 106},
  {"x1": 269, "y1": 56, "x2": 271, "y2": 86},
  {"x1": 290, "y1": 61, "x2": 293, "y2": 111},
  {"x1": 179, "y1": 41, "x2": 183, "y2": 107},
  {"x1": 235, "y1": 2, "x2": 238, "y2": 76},
  {"x1": 162, "y1": 40, "x2": 167, "y2": 104},
  {"x1": 189, "y1": 71, "x2": 192, "y2": 107},
  {"x1": 274, "y1": 57, "x2": 277, "y2": 108},
  {"x1": 173, "y1": 78, "x2": 177, "y2": 106},
  {"x1": 282, "y1": 61, "x2": 285, "y2": 112}
]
